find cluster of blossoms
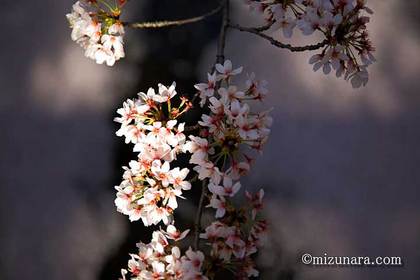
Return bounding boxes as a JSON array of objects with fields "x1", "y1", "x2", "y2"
[
  {"x1": 187, "y1": 60, "x2": 271, "y2": 277},
  {"x1": 120, "y1": 226, "x2": 208, "y2": 280},
  {"x1": 114, "y1": 83, "x2": 193, "y2": 226},
  {"x1": 200, "y1": 191, "x2": 268, "y2": 278},
  {"x1": 65, "y1": 0, "x2": 377, "y2": 277},
  {"x1": 189, "y1": 60, "x2": 272, "y2": 186},
  {"x1": 244, "y1": 0, "x2": 376, "y2": 87},
  {"x1": 115, "y1": 60, "x2": 270, "y2": 279},
  {"x1": 66, "y1": 0, "x2": 126, "y2": 66}
]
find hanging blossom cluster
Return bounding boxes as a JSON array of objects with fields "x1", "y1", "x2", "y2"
[
  {"x1": 65, "y1": 0, "x2": 377, "y2": 88},
  {"x1": 190, "y1": 60, "x2": 272, "y2": 185},
  {"x1": 116, "y1": 60, "x2": 271, "y2": 279},
  {"x1": 186, "y1": 60, "x2": 272, "y2": 277},
  {"x1": 244, "y1": 0, "x2": 376, "y2": 88},
  {"x1": 200, "y1": 192, "x2": 267, "y2": 279},
  {"x1": 65, "y1": 0, "x2": 378, "y2": 278},
  {"x1": 115, "y1": 84, "x2": 212, "y2": 279},
  {"x1": 114, "y1": 83, "x2": 193, "y2": 225},
  {"x1": 120, "y1": 226, "x2": 208, "y2": 280},
  {"x1": 66, "y1": 0, "x2": 126, "y2": 66}
]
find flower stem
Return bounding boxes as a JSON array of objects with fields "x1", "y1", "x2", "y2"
[
  {"x1": 193, "y1": 0, "x2": 231, "y2": 251},
  {"x1": 194, "y1": 179, "x2": 209, "y2": 250},
  {"x1": 125, "y1": 2, "x2": 223, "y2": 29},
  {"x1": 228, "y1": 23, "x2": 329, "y2": 52},
  {"x1": 215, "y1": 0, "x2": 230, "y2": 65}
]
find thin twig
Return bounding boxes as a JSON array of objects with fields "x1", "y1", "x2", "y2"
[
  {"x1": 215, "y1": 0, "x2": 230, "y2": 65},
  {"x1": 229, "y1": 23, "x2": 329, "y2": 52},
  {"x1": 253, "y1": 22, "x2": 274, "y2": 32},
  {"x1": 193, "y1": 179, "x2": 208, "y2": 250},
  {"x1": 184, "y1": 124, "x2": 201, "y2": 132},
  {"x1": 193, "y1": 0, "x2": 230, "y2": 251},
  {"x1": 125, "y1": 3, "x2": 223, "y2": 29}
]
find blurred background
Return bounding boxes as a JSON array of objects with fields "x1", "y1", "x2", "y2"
[{"x1": 1, "y1": 0, "x2": 419, "y2": 279}]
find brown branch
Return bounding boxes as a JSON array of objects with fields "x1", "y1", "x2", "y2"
[
  {"x1": 229, "y1": 23, "x2": 329, "y2": 52},
  {"x1": 215, "y1": 0, "x2": 230, "y2": 65},
  {"x1": 184, "y1": 124, "x2": 201, "y2": 132},
  {"x1": 193, "y1": 179, "x2": 208, "y2": 250},
  {"x1": 193, "y1": 0, "x2": 230, "y2": 251},
  {"x1": 253, "y1": 22, "x2": 274, "y2": 32},
  {"x1": 125, "y1": 3, "x2": 223, "y2": 29}
]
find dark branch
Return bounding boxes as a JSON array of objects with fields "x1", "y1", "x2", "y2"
[
  {"x1": 215, "y1": 0, "x2": 230, "y2": 64},
  {"x1": 193, "y1": 0, "x2": 230, "y2": 251},
  {"x1": 229, "y1": 23, "x2": 329, "y2": 52},
  {"x1": 193, "y1": 179, "x2": 208, "y2": 250},
  {"x1": 125, "y1": 2, "x2": 223, "y2": 29}
]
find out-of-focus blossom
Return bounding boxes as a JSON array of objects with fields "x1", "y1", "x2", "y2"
[
  {"x1": 191, "y1": 60, "x2": 270, "y2": 278},
  {"x1": 243, "y1": 0, "x2": 376, "y2": 87},
  {"x1": 199, "y1": 188, "x2": 267, "y2": 277}
]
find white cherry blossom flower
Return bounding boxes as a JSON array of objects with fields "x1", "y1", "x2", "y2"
[
  {"x1": 219, "y1": 86, "x2": 245, "y2": 104},
  {"x1": 195, "y1": 72, "x2": 217, "y2": 106},
  {"x1": 155, "y1": 82, "x2": 177, "y2": 103},
  {"x1": 109, "y1": 22, "x2": 125, "y2": 35},
  {"x1": 169, "y1": 167, "x2": 191, "y2": 190},
  {"x1": 215, "y1": 60, "x2": 243, "y2": 81},
  {"x1": 207, "y1": 195, "x2": 227, "y2": 218},
  {"x1": 208, "y1": 176, "x2": 241, "y2": 198},
  {"x1": 102, "y1": 34, "x2": 125, "y2": 60},
  {"x1": 181, "y1": 248, "x2": 206, "y2": 277},
  {"x1": 163, "y1": 225, "x2": 190, "y2": 241}
]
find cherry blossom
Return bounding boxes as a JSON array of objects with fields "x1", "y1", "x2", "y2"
[
  {"x1": 194, "y1": 73, "x2": 217, "y2": 107},
  {"x1": 63, "y1": 0, "x2": 378, "y2": 278},
  {"x1": 114, "y1": 83, "x2": 193, "y2": 225},
  {"x1": 190, "y1": 61, "x2": 270, "y2": 278},
  {"x1": 191, "y1": 60, "x2": 272, "y2": 188},
  {"x1": 243, "y1": 0, "x2": 376, "y2": 87},
  {"x1": 180, "y1": 248, "x2": 208, "y2": 279},
  {"x1": 208, "y1": 176, "x2": 241, "y2": 198},
  {"x1": 208, "y1": 195, "x2": 227, "y2": 218},
  {"x1": 199, "y1": 189, "x2": 267, "y2": 275},
  {"x1": 163, "y1": 225, "x2": 190, "y2": 242},
  {"x1": 120, "y1": 228, "x2": 208, "y2": 280},
  {"x1": 215, "y1": 60, "x2": 243, "y2": 81},
  {"x1": 66, "y1": 1, "x2": 126, "y2": 66}
]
